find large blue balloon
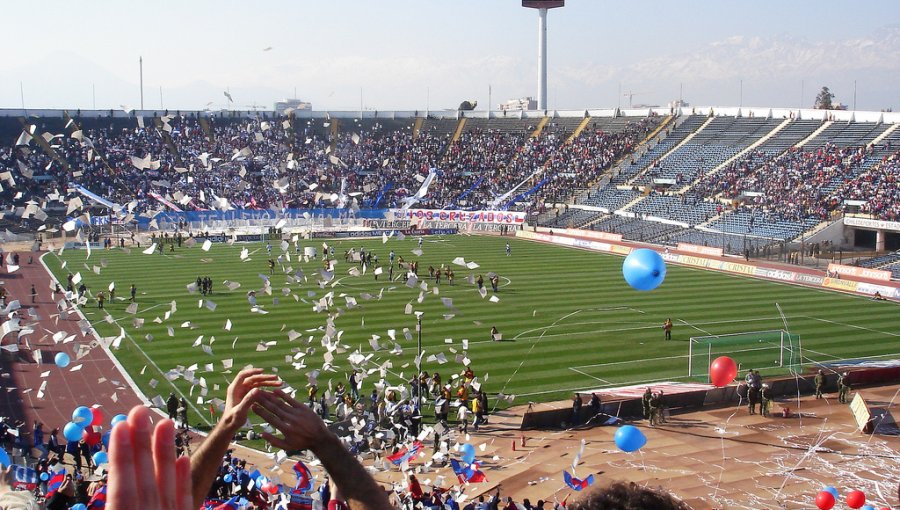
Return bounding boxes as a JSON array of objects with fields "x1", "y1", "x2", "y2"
[
  {"x1": 0, "y1": 447, "x2": 9, "y2": 468},
  {"x1": 459, "y1": 443, "x2": 476, "y2": 464},
  {"x1": 92, "y1": 451, "x2": 109, "y2": 465},
  {"x1": 55, "y1": 352, "x2": 71, "y2": 368},
  {"x1": 824, "y1": 486, "x2": 839, "y2": 499},
  {"x1": 622, "y1": 249, "x2": 666, "y2": 291},
  {"x1": 614, "y1": 425, "x2": 647, "y2": 453},
  {"x1": 224, "y1": 474, "x2": 233, "y2": 483},
  {"x1": 63, "y1": 422, "x2": 83, "y2": 442},
  {"x1": 72, "y1": 406, "x2": 93, "y2": 426},
  {"x1": 111, "y1": 414, "x2": 128, "y2": 428},
  {"x1": 72, "y1": 504, "x2": 87, "y2": 510}
]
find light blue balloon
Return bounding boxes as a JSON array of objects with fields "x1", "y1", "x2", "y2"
[
  {"x1": 72, "y1": 406, "x2": 93, "y2": 426},
  {"x1": 40, "y1": 472, "x2": 50, "y2": 481},
  {"x1": 622, "y1": 249, "x2": 666, "y2": 291},
  {"x1": 92, "y1": 451, "x2": 109, "y2": 465},
  {"x1": 0, "y1": 447, "x2": 10, "y2": 468},
  {"x1": 110, "y1": 414, "x2": 128, "y2": 427},
  {"x1": 614, "y1": 425, "x2": 647, "y2": 452},
  {"x1": 55, "y1": 352, "x2": 71, "y2": 368},
  {"x1": 823, "y1": 486, "x2": 839, "y2": 499},
  {"x1": 63, "y1": 422, "x2": 83, "y2": 442},
  {"x1": 460, "y1": 443, "x2": 476, "y2": 464},
  {"x1": 72, "y1": 504, "x2": 87, "y2": 510},
  {"x1": 860, "y1": 505, "x2": 875, "y2": 510},
  {"x1": 224, "y1": 474, "x2": 233, "y2": 483}
]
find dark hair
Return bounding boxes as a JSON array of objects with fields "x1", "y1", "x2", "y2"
[{"x1": 567, "y1": 481, "x2": 690, "y2": 510}]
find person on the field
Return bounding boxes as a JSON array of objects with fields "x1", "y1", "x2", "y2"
[
  {"x1": 663, "y1": 318, "x2": 673, "y2": 341},
  {"x1": 490, "y1": 275, "x2": 499, "y2": 293},
  {"x1": 476, "y1": 274, "x2": 484, "y2": 289},
  {"x1": 167, "y1": 392, "x2": 179, "y2": 420},
  {"x1": 97, "y1": 291, "x2": 105, "y2": 309},
  {"x1": 814, "y1": 369, "x2": 825, "y2": 399},
  {"x1": 506, "y1": 242, "x2": 511, "y2": 256},
  {"x1": 447, "y1": 268, "x2": 454, "y2": 285},
  {"x1": 642, "y1": 387, "x2": 652, "y2": 420},
  {"x1": 838, "y1": 372, "x2": 850, "y2": 403},
  {"x1": 648, "y1": 392, "x2": 661, "y2": 426},
  {"x1": 590, "y1": 392, "x2": 601, "y2": 418},
  {"x1": 747, "y1": 385, "x2": 760, "y2": 415},
  {"x1": 490, "y1": 326, "x2": 500, "y2": 341},
  {"x1": 760, "y1": 384, "x2": 773, "y2": 417}
]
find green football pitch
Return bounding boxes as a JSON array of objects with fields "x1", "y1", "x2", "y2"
[{"x1": 46, "y1": 235, "x2": 899, "y2": 426}]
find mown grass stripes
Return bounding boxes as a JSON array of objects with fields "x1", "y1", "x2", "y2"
[{"x1": 48, "y1": 235, "x2": 899, "y2": 424}]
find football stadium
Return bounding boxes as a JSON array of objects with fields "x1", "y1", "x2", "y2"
[{"x1": 1, "y1": 2, "x2": 899, "y2": 509}]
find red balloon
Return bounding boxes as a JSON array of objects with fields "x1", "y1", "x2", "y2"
[
  {"x1": 90, "y1": 407, "x2": 104, "y2": 427},
  {"x1": 709, "y1": 356, "x2": 738, "y2": 387},
  {"x1": 815, "y1": 491, "x2": 835, "y2": 510},
  {"x1": 82, "y1": 428, "x2": 101, "y2": 447},
  {"x1": 846, "y1": 490, "x2": 866, "y2": 509}
]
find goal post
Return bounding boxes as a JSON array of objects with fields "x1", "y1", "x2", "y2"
[{"x1": 688, "y1": 330, "x2": 802, "y2": 382}]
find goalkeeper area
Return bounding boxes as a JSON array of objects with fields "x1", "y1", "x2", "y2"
[{"x1": 689, "y1": 330, "x2": 802, "y2": 382}]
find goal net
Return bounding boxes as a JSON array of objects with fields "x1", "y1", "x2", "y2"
[{"x1": 688, "y1": 330, "x2": 802, "y2": 382}]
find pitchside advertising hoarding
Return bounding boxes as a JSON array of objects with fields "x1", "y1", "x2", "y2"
[{"x1": 391, "y1": 209, "x2": 526, "y2": 224}]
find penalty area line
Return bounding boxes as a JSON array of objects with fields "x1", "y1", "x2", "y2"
[{"x1": 568, "y1": 367, "x2": 613, "y2": 385}]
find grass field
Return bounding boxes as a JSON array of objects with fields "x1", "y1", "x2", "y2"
[{"x1": 47, "y1": 235, "x2": 900, "y2": 426}]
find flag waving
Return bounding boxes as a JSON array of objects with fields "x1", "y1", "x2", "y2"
[
  {"x1": 386, "y1": 441, "x2": 424, "y2": 465},
  {"x1": 291, "y1": 460, "x2": 314, "y2": 493},
  {"x1": 563, "y1": 470, "x2": 594, "y2": 491}
]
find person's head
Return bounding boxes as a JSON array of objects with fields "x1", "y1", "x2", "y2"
[
  {"x1": 819, "y1": 369, "x2": 824, "y2": 374},
  {"x1": 567, "y1": 481, "x2": 690, "y2": 510}
]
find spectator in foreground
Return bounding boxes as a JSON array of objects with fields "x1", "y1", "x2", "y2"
[{"x1": 567, "y1": 481, "x2": 691, "y2": 510}]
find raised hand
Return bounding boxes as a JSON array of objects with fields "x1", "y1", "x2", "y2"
[{"x1": 107, "y1": 406, "x2": 192, "y2": 510}]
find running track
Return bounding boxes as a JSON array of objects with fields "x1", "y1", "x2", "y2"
[{"x1": 0, "y1": 251, "x2": 144, "y2": 452}]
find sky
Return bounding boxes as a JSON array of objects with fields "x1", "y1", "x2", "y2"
[{"x1": 2, "y1": 0, "x2": 898, "y2": 113}]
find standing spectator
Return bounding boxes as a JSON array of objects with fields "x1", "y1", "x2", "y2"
[
  {"x1": 642, "y1": 387, "x2": 652, "y2": 420},
  {"x1": 571, "y1": 393, "x2": 582, "y2": 426},
  {"x1": 33, "y1": 421, "x2": 47, "y2": 459},
  {"x1": 166, "y1": 392, "x2": 179, "y2": 420},
  {"x1": 814, "y1": 369, "x2": 825, "y2": 399}
]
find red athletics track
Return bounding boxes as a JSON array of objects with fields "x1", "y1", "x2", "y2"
[{"x1": 0, "y1": 251, "x2": 144, "y2": 458}]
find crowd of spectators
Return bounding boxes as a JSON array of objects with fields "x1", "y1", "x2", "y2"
[{"x1": 1, "y1": 113, "x2": 660, "y2": 224}]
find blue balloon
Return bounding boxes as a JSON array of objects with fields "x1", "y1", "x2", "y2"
[
  {"x1": 622, "y1": 249, "x2": 666, "y2": 291},
  {"x1": 40, "y1": 472, "x2": 50, "y2": 481},
  {"x1": 72, "y1": 504, "x2": 87, "y2": 510},
  {"x1": 111, "y1": 414, "x2": 128, "y2": 428},
  {"x1": 0, "y1": 447, "x2": 9, "y2": 468},
  {"x1": 55, "y1": 352, "x2": 71, "y2": 368},
  {"x1": 824, "y1": 486, "x2": 839, "y2": 499},
  {"x1": 72, "y1": 406, "x2": 93, "y2": 426},
  {"x1": 92, "y1": 451, "x2": 109, "y2": 465},
  {"x1": 459, "y1": 443, "x2": 476, "y2": 464},
  {"x1": 860, "y1": 505, "x2": 875, "y2": 510},
  {"x1": 614, "y1": 425, "x2": 647, "y2": 453},
  {"x1": 224, "y1": 474, "x2": 233, "y2": 483},
  {"x1": 63, "y1": 422, "x2": 83, "y2": 442}
]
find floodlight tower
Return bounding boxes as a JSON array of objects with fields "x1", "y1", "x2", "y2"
[{"x1": 523, "y1": 1, "x2": 564, "y2": 111}]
